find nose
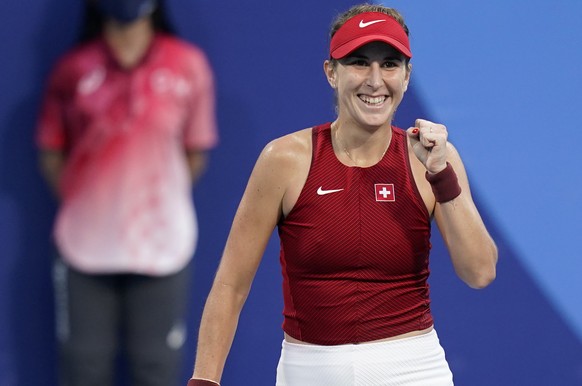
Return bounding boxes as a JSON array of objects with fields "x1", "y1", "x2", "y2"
[{"x1": 366, "y1": 62, "x2": 383, "y2": 89}]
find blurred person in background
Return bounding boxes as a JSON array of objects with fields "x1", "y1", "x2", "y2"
[{"x1": 35, "y1": 0, "x2": 218, "y2": 385}]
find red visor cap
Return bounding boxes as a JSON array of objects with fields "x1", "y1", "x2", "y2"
[{"x1": 330, "y1": 12, "x2": 412, "y2": 59}]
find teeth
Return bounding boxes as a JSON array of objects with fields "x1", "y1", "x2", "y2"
[{"x1": 360, "y1": 95, "x2": 386, "y2": 105}]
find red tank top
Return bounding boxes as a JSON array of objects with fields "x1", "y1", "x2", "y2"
[{"x1": 278, "y1": 123, "x2": 433, "y2": 345}]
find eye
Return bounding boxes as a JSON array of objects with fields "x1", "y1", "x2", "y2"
[
  {"x1": 382, "y1": 60, "x2": 400, "y2": 68},
  {"x1": 353, "y1": 59, "x2": 369, "y2": 67}
]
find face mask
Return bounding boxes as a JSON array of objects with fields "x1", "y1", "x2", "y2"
[{"x1": 97, "y1": 0, "x2": 157, "y2": 24}]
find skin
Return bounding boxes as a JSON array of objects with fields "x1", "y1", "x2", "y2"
[
  {"x1": 192, "y1": 40, "x2": 497, "y2": 384},
  {"x1": 103, "y1": 16, "x2": 154, "y2": 69},
  {"x1": 39, "y1": 13, "x2": 208, "y2": 198}
]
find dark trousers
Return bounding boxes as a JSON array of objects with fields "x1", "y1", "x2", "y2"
[{"x1": 53, "y1": 259, "x2": 191, "y2": 386}]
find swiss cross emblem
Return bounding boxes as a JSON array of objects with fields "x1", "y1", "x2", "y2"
[{"x1": 375, "y1": 183, "x2": 395, "y2": 202}]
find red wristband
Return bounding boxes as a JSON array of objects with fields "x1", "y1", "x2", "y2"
[
  {"x1": 187, "y1": 379, "x2": 220, "y2": 386},
  {"x1": 425, "y1": 162, "x2": 462, "y2": 203}
]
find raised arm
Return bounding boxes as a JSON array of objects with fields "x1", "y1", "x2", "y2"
[
  {"x1": 191, "y1": 136, "x2": 301, "y2": 384},
  {"x1": 432, "y1": 143, "x2": 497, "y2": 288},
  {"x1": 407, "y1": 119, "x2": 497, "y2": 289}
]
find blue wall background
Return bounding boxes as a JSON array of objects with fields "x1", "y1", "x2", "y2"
[{"x1": 1, "y1": 0, "x2": 581, "y2": 385}]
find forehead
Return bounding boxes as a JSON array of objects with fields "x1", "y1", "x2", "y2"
[{"x1": 349, "y1": 41, "x2": 404, "y2": 58}]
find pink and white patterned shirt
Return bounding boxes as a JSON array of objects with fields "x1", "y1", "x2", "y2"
[{"x1": 36, "y1": 33, "x2": 218, "y2": 275}]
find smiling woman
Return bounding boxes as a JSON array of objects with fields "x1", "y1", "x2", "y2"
[
  {"x1": 325, "y1": 41, "x2": 411, "y2": 154},
  {"x1": 187, "y1": 3, "x2": 497, "y2": 386}
]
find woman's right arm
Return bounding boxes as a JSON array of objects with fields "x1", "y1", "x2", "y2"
[
  {"x1": 37, "y1": 58, "x2": 70, "y2": 200},
  {"x1": 39, "y1": 149, "x2": 66, "y2": 199},
  {"x1": 191, "y1": 136, "x2": 300, "y2": 383}
]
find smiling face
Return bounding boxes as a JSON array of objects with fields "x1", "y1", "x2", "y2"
[{"x1": 325, "y1": 41, "x2": 411, "y2": 129}]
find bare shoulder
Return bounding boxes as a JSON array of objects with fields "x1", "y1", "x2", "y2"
[
  {"x1": 257, "y1": 127, "x2": 313, "y2": 216},
  {"x1": 260, "y1": 127, "x2": 312, "y2": 163},
  {"x1": 255, "y1": 128, "x2": 313, "y2": 179}
]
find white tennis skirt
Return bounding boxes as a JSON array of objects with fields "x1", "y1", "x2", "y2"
[{"x1": 276, "y1": 329, "x2": 454, "y2": 386}]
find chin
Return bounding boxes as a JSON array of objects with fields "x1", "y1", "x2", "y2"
[{"x1": 361, "y1": 114, "x2": 392, "y2": 127}]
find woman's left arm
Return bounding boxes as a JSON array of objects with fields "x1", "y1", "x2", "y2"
[
  {"x1": 433, "y1": 143, "x2": 498, "y2": 289},
  {"x1": 408, "y1": 119, "x2": 497, "y2": 289}
]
